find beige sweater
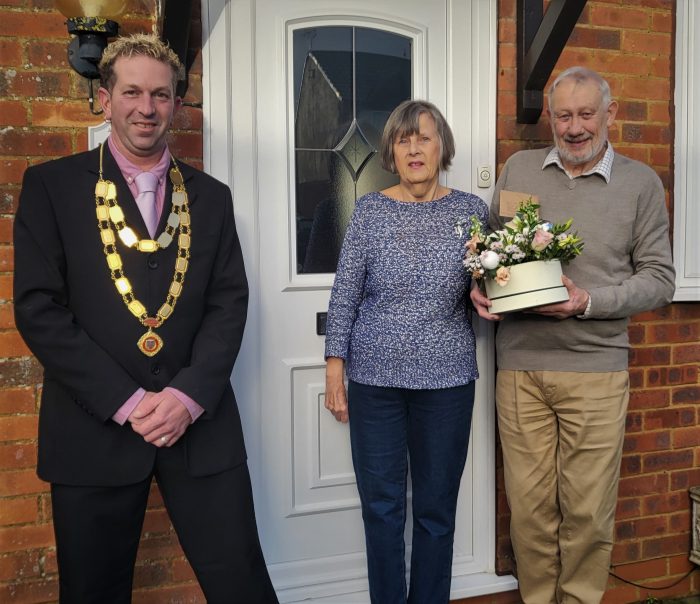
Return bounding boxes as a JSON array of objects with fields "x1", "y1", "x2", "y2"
[{"x1": 490, "y1": 148, "x2": 675, "y2": 372}]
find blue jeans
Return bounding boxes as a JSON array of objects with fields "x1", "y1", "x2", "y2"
[{"x1": 348, "y1": 380, "x2": 475, "y2": 604}]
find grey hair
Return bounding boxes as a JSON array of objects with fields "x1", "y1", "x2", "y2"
[
  {"x1": 380, "y1": 99, "x2": 455, "y2": 173},
  {"x1": 547, "y1": 66, "x2": 612, "y2": 111}
]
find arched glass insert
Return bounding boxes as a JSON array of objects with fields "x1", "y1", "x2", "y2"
[{"x1": 293, "y1": 26, "x2": 412, "y2": 274}]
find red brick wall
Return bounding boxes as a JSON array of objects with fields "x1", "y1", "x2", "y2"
[{"x1": 1, "y1": 1, "x2": 698, "y2": 603}]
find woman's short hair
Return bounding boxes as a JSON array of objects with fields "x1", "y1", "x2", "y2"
[
  {"x1": 99, "y1": 33, "x2": 182, "y2": 93},
  {"x1": 380, "y1": 100, "x2": 455, "y2": 173}
]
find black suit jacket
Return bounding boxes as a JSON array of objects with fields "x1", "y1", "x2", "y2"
[{"x1": 14, "y1": 146, "x2": 249, "y2": 486}]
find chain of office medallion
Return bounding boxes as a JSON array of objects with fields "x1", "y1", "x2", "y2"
[{"x1": 94, "y1": 152, "x2": 191, "y2": 332}]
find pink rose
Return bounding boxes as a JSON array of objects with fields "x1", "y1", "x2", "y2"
[
  {"x1": 495, "y1": 266, "x2": 511, "y2": 287},
  {"x1": 531, "y1": 228, "x2": 554, "y2": 252}
]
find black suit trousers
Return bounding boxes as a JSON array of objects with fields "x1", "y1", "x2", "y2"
[{"x1": 51, "y1": 442, "x2": 278, "y2": 604}]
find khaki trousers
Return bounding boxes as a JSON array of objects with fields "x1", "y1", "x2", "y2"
[{"x1": 496, "y1": 370, "x2": 629, "y2": 604}]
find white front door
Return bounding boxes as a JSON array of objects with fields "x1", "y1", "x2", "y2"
[{"x1": 203, "y1": 1, "x2": 514, "y2": 601}]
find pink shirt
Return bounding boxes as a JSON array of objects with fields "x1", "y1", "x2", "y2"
[
  {"x1": 108, "y1": 137, "x2": 205, "y2": 425},
  {"x1": 107, "y1": 137, "x2": 170, "y2": 228}
]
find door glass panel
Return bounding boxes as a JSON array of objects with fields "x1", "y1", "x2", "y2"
[{"x1": 294, "y1": 26, "x2": 412, "y2": 274}]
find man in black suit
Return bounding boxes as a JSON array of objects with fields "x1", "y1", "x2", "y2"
[{"x1": 13, "y1": 33, "x2": 278, "y2": 603}]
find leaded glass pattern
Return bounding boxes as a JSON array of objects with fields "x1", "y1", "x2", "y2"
[{"x1": 294, "y1": 26, "x2": 412, "y2": 273}]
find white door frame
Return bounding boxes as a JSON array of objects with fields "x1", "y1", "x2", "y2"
[{"x1": 200, "y1": 0, "x2": 516, "y2": 599}]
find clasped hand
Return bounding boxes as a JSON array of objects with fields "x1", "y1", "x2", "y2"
[{"x1": 128, "y1": 390, "x2": 192, "y2": 448}]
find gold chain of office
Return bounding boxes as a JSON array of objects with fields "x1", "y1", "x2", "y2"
[{"x1": 94, "y1": 142, "x2": 191, "y2": 356}]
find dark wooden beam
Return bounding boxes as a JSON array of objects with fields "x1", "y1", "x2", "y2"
[
  {"x1": 162, "y1": 0, "x2": 194, "y2": 98},
  {"x1": 517, "y1": 0, "x2": 587, "y2": 123}
]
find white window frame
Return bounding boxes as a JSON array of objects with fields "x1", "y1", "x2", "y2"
[{"x1": 674, "y1": 0, "x2": 700, "y2": 300}]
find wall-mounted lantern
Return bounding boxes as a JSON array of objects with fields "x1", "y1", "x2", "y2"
[{"x1": 56, "y1": 0, "x2": 128, "y2": 114}]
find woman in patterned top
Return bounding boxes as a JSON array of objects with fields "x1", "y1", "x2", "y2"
[{"x1": 324, "y1": 99, "x2": 488, "y2": 604}]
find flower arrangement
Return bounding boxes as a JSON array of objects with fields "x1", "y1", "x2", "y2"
[{"x1": 456, "y1": 199, "x2": 584, "y2": 287}]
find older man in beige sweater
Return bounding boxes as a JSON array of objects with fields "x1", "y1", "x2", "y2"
[{"x1": 471, "y1": 67, "x2": 675, "y2": 603}]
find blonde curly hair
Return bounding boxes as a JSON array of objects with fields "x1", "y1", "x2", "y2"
[{"x1": 99, "y1": 33, "x2": 182, "y2": 93}]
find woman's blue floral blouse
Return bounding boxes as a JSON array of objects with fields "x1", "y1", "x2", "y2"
[{"x1": 325, "y1": 189, "x2": 489, "y2": 389}]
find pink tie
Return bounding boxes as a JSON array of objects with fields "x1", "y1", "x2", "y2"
[{"x1": 134, "y1": 171, "x2": 159, "y2": 238}]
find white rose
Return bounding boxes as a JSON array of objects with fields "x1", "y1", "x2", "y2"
[{"x1": 480, "y1": 250, "x2": 500, "y2": 270}]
